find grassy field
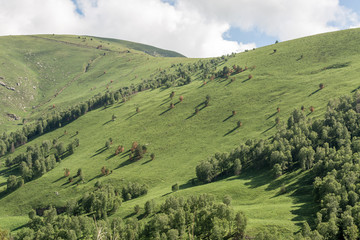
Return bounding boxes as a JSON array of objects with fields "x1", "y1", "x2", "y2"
[{"x1": 1, "y1": 28, "x2": 360, "y2": 236}]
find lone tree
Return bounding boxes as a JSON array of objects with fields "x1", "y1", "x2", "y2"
[
  {"x1": 136, "y1": 107, "x2": 140, "y2": 113},
  {"x1": 150, "y1": 153, "x2": 155, "y2": 160},
  {"x1": 310, "y1": 106, "x2": 315, "y2": 113},
  {"x1": 275, "y1": 117, "x2": 280, "y2": 125},
  {"x1": 172, "y1": 183, "x2": 179, "y2": 192},
  {"x1": 169, "y1": 103, "x2": 175, "y2": 109},
  {"x1": 277, "y1": 107, "x2": 280, "y2": 113},
  {"x1": 301, "y1": 105, "x2": 305, "y2": 111},
  {"x1": 232, "y1": 110, "x2": 237, "y2": 116},
  {"x1": 248, "y1": 74, "x2": 253, "y2": 80},
  {"x1": 112, "y1": 114, "x2": 117, "y2": 121},
  {"x1": 319, "y1": 83, "x2": 324, "y2": 89},
  {"x1": 170, "y1": 91, "x2": 175, "y2": 99},
  {"x1": 237, "y1": 121, "x2": 242, "y2": 128},
  {"x1": 179, "y1": 95, "x2": 184, "y2": 102},
  {"x1": 64, "y1": 168, "x2": 70, "y2": 177}
]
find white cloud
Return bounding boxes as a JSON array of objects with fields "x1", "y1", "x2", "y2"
[{"x1": 0, "y1": 0, "x2": 358, "y2": 57}]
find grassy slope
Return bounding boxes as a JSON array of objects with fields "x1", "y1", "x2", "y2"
[
  {"x1": 0, "y1": 34, "x2": 187, "y2": 132},
  {"x1": 1, "y1": 28, "x2": 360, "y2": 236}
]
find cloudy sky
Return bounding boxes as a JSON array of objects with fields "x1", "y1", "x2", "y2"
[{"x1": 0, "y1": 0, "x2": 359, "y2": 57}]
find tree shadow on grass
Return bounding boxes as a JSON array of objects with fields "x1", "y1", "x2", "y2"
[
  {"x1": 91, "y1": 147, "x2": 107, "y2": 158},
  {"x1": 224, "y1": 126, "x2": 239, "y2": 136},
  {"x1": 222, "y1": 115, "x2": 234, "y2": 122},
  {"x1": 116, "y1": 158, "x2": 133, "y2": 169},
  {"x1": 103, "y1": 119, "x2": 113, "y2": 125},
  {"x1": 88, "y1": 174, "x2": 103, "y2": 182},
  {"x1": 351, "y1": 86, "x2": 360, "y2": 93},
  {"x1": 242, "y1": 77, "x2": 251, "y2": 83},
  {"x1": 266, "y1": 112, "x2": 277, "y2": 120},
  {"x1": 125, "y1": 112, "x2": 137, "y2": 120},
  {"x1": 159, "y1": 98, "x2": 170, "y2": 106},
  {"x1": 52, "y1": 175, "x2": 66, "y2": 183},
  {"x1": 106, "y1": 153, "x2": 116, "y2": 160},
  {"x1": 141, "y1": 159, "x2": 152, "y2": 165},
  {"x1": 262, "y1": 124, "x2": 276, "y2": 134},
  {"x1": 125, "y1": 212, "x2": 137, "y2": 219},
  {"x1": 0, "y1": 165, "x2": 20, "y2": 178},
  {"x1": 159, "y1": 108, "x2": 171, "y2": 116},
  {"x1": 308, "y1": 89, "x2": 321, "y2": 97},
  {"x1": 162, "y1": 192, "x2": 172, "y2": 197}
]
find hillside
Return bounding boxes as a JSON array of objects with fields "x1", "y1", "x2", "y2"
[
  {"x1": 1, "y1": 28, "x2": 360, "y2": 238},
  {"x1": 0, "y1": 34, "x2": 186, "y2": 133}
]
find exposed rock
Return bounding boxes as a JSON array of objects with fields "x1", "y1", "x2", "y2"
[
  {"x1": 0, "y1": 81, "x2": 5, "y2": 86},
  {"x1": 7, "y1": 113, "x2": 20, "y2": 121}
]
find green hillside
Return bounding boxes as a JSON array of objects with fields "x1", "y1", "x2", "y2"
[{"x1": 1, "y1": 28, "x2": 360, "y2": 238}]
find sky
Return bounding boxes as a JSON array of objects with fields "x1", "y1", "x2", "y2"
[{"x1": 0, "y1": 0, "x2": 359, "y2": 58}]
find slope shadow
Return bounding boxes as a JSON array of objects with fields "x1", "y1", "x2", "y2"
[
  {"x1": 224, "y1": 126, "x2": 239, "y2": 136},
  {"x1": 266, "y1": 112, "x2": 277, "y2": 120},
  {"x1": 222, "y1": 115, "x2": 234, "y2": 122},
  {"x1": 308, "y1": 89, "x2": 321, "y2": 97}
]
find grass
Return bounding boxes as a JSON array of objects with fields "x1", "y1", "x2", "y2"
[{"x1": 1, "y1": 28, "x2": 360, "y2": 236}]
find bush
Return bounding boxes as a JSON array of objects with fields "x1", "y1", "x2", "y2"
[
  {"x1": 223, "y1": 195, "x2": 232, "y2": 206},
  {"x1": 134, "y1": 204, "x2": 140, "y2": 214}
]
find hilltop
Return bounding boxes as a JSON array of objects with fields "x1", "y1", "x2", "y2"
[{"x1": 1, "y1": 28, "x2": 360, "y2": 238}]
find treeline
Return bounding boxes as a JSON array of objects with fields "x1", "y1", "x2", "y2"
[
  {"x1": 5, "y1": 138, "x2": 79, "y2": 192},
  {"x1": 15, "y1": 193, "x2": 247, "y2": 240},
  {"x1": 0, "y1": 54, "x2": 235, "y2": 159},
  {"x1": 196, "y1": 91, "x2": 360, "y2": 239}
]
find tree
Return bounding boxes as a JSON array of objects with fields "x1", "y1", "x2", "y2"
[
  {"x1": 196, "y1": 161, "x2": 216, "y2": 183},
  {"x1": 112, "y1": 114, "x2": 117, "y2": 121},
  {"x1": 77, "y1": 168, "x2": 83, "y2": 177},
  {"x1": 145, "y1": 200, "x2": 155, "y2": 215},
  {"x1": 150, "y1": 153, "x2": 155, "y2": 160},
  {"x1": 105, "y1": 141, "x2": 110, "y2": 149},
  {"x1": 223, "y1": 195, "x2": 232, "y2": 206},
  {"x1": 7, "y1": 175, "x2": 19, "y2": 191},
  {"x1": 310, "y1": 106, "x2": 315, "y2": 113},
  {"x1": 179, "y1": 95, "x2": 184, "y2": 102},
  {"x1": 136, "y1": 107, "x2": 140, "y2": 113},
  {"x1": 237, "y1": 121, "x2": 242, "y2": 128},
  {"x1": 134, "y1": 205, "x2": 140, "y2": 214},
  {"x1": 233, "y1": 211, "x2": 247, "y2": 239},
  {"x1": 277, "y1": 107, "x2": 280, "y2": 113},
  {"x1": 172, "y1": 183, "x2": 179, "y2": 192},
  {"x1": 64, "y1": 168, "x2": 70, "y2": 177},
  {"x1": 170, "y1": 91, "x2": 175, "y2": 99},
  {"x1": 232, "y1": 110, "x2": 237, "y2": 116},
  {"x1": 233, "y1": 158, "x2": 242, "y2": 175},
  {"x1": 319, "y1": 83, "x2": 324, "y2": 89},
  {"x1": 272, "y1": 163, "x2": 282, "y2": 178}
]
